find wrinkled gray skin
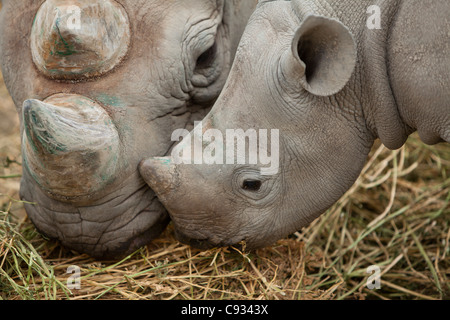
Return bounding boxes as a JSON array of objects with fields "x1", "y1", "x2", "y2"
[
  {"x1": 140, "y1": 0, "x2": 450, "y2": 250},
  {"x1": 0, "y1": 0, "x2": 256, "y2": 259}
]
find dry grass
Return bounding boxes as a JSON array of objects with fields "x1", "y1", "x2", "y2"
[
  {"x1": 0, "y1": 70, "x2": 449, "y2": 300},
  {"x1": 297, "y1": 139, "x2": 450, "y2": 300}
]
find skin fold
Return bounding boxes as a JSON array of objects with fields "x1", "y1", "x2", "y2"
[
  {"x1": 0, "y1": 0, "x2": 256, "y2": 259},
  {"x1": 140, "y1": 0, "x2": 449, "y2": 250}
]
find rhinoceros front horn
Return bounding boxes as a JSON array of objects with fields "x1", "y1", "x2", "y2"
[
  {"x1": 30, "y1": 0, "x2": 130, "y2": 80},
  {"x1": 22, "y1": 94, "x2": 121, "y2": 199}
]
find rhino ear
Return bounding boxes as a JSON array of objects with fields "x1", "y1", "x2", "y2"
[{"x1": 288, "y1": 15, "x2": 357, "y2": 97}]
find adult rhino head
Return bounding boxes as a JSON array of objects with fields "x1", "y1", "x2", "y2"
[
  {"x1": 0, "y1": 0, "x2": 256, "y2": 258},
  {"x1": 140, "y1": 0, "x2": 450, "y2": 250}
]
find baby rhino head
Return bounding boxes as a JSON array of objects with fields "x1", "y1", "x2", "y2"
[{"x1": 139, "y1": 0, "x2": 374, "y2": 250}]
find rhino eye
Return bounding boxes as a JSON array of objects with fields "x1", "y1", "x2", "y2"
[
  {"x1": 196, "y1": 42, "x2": 217, "y2": 71},
  {"x1": 242, "y1": 179, "x2": 262, "y2": 191},
  {"x1": 191, "y1": 34, "x2": 224, "y2": 91}
]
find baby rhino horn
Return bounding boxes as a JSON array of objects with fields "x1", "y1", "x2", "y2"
[
  {"x1": 30, "y1": 0, "x2": 130, "y2": 80},
  {"x1": 22, "y1": 94, "x2": 120, "y2": 200},
  {"x1": 139, "y1": 157, "x2": 180, "y2": 198}
]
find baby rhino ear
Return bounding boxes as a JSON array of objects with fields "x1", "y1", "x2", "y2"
[{"x1": 287, "y1": 15, "x2": 357, "y2": 97}]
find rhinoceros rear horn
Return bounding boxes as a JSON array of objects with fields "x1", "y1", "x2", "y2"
[
  {"x1": 283, "y1": 15, "x2": 357, "y2": 97},
  {"x1": 22, "y1": 94, "x2": 121, "y2": 200},
  {"x1": 30, "y1": 0, "x2": 130, "y2": 80}
]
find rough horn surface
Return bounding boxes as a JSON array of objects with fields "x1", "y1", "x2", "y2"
[
  {"x1": 22, "y1": 94, "x2": 121, "y2": 199},
  {"x1": 31, "y1": 0, "x2": 131, "y2": 80}
]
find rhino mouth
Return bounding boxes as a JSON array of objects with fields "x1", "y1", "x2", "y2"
[{"x1": 173, "y1": 228, "x2": 245, "y2": 251}]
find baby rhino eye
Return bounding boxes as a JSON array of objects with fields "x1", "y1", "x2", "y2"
[
  {"x1": 31, "y1": 0, "x2": 130, "y2": 80},
  {"x1": 242, "y1": 179, "x2": 262, "y2": 191}
]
